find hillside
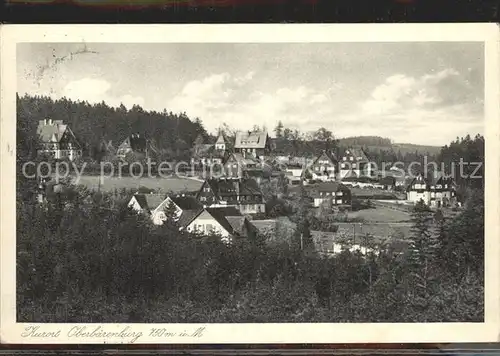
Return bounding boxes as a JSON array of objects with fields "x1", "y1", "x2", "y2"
[
  {"x1": 338, "y1": 136, "x2": 442, "y2": 156},
  {"x1": 17, "y1": 94, "x2": 208, "y2": 161}
]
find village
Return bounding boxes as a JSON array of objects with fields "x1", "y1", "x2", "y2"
[{"x1": 33, "y1": 117, "x2": 462, "y2": 256}]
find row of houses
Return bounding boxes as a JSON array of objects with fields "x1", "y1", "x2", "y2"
[
  {"x1": 35, "y1": 118, "x2": 382, "y2": 186},
  {"x1": 127, "y1": 177, "x2": 264, "y2": 241}
]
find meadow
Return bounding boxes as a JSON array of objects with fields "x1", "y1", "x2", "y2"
[
  {"x1": 347, "y1": 206, "x2": 412, "y2": 223},
  {"x1": 71, "y1": 175, "x2": 204, "y2": 193}
]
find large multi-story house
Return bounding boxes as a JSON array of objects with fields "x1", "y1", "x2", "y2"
[
  {"x1": 36, "y1": 118, "x2": 82, "y2": 161},
  {"x1": 309, "y1": 182, "x2": 352, "y2": 208},
  {"x1": 223, "y1": 152, "x2": 260, "y2": 178},
  {"x1": 339, "y1": 148, "x2": 374, "y2": 179},
  {"x1": 304, "y1": 150, "x2": 338, "y2": 182},
  {"x1": 191, "y1": 133, "x2": 228, "y2": 166},
  {"x1": 196, "y1": 177, "x2": 265, "y2": 215},
  {"x1": 234, "y1": 130, "x2": 272, "y2": 160},
  {"x1": 406, "y1": 173, "x2": 457, "y2": 207}
]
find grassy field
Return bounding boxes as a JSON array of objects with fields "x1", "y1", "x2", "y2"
[
  {"x1": 349, "y1": 187, "x2": 402, "y2": 200},
  {"x1": 71, "y1": 175, "x2": 204, "y2": 193},
  {"x1": 347, "y1": 206, "x2": 411, "y2": 223}
]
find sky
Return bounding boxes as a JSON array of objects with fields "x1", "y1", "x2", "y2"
[{"x1": 17, "y1": 42, "x2": 484, "y2": 146}]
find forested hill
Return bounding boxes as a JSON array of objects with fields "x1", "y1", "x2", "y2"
[
  {"x1": 337, "y1": 136, "x2": 442, "y2": 156},
  {"x1": 17, "y1": 94, "x2": 209, "y2": 160}
]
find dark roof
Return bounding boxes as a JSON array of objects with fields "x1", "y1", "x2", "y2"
[
  {"x1": 205, "y1": 178, "x2": 262, "y2": 198},
  {"x1": 406, "y1": 174, "x2": 430, "y2": 191},
  {"x1": 118, "y1": 134, "x2": 147, "y2": 152},
  {"x1": 379, "y1": 176, "x2": 396, "y2": 185},
  {"x1": 178, "y1": 208, "x2": 203, "y2": 228},
  {"x1": 170, "y1": 195, "x2": 202, "y2": 210},
  {"x1": 313, "y1": 150, "x2": 338, "y2": 164},
  {"x1": 205, "y1": 207, "x2": 243, "y2": 235}
]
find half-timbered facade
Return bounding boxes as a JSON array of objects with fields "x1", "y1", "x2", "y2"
[
  {"x1": 339, "y1": 148, "x2": 374, "y2": 179},
  {"x1": 305, "y1": 150, "x2": 338, "y2": 182},
  {"x1": 309, "y1": 182, "x2": 352, "y2": 208},
  {"x1": 36, "y1": 118, "x2": 82, "y2": 161},
  {"x1": 196, "y1": 177, "x2": 265, "y2": 215}
]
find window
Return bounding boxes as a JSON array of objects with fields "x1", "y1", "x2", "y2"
[
  {"x1": 326, "y1": 192, "x2": 330, "y2": 196},
  {"x1": 444, "y1": 184, "x2": 448, "y2": 189},
  {"x1": 436, "y1": 184, "x2": 442, "y2": 189},
  {"x1": 337, "y1": 200, "x2": 342, "y2": 204},
  {"x1": 352, "y1": 163, "x2": 356, "y2": 168},
  {"x1": 315, "y1": 166, "x2": 320, "y2": 171},
  {"x1": 349, "y1": 157, "x2": 353, "y2": 161},
  {"x1": 337, "y1": 191, "x2": 343, "y2": 196},
  {"x1": 200, "y1": 197, "x2": 207, "y2": 202},
  {"x1": 204, "y1": 187, "x2": 210, "y2": 192},
  {"x1": 341, "y1": 163, "x2": 346, "y2": 168},
  {"x1": 320, "y1": 192, "x2": 323, "y2": 196},
  {"x1": 343, "y1": 157, "x2": 347, "y2": 161}
]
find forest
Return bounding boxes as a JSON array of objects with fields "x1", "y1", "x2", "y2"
[
  {"x1": 16, "y1": 94, "x2": 486, "y2": 322},
  {"x1": 18, "y1": 94, "x2": 445, "y2": 167},
  {"x1": 16, "y1": 180, "x2": 484, "y2": 322}
]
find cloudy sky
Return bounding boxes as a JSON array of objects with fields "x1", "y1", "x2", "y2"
[{"x1": 17, "y1": 42, "x2": 484, "y2": 146}]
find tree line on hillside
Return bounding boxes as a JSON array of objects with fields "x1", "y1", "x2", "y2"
[
  {"x1": 19, "y1": 94, "x2": 448, "y2": 167},
  {"x1": 17, "y1": 94, "x2": 209, "y2": 162}
]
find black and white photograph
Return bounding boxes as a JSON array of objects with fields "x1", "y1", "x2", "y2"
[{"x1": 1, "y1": 24, "x2": 499, "y2": 344}]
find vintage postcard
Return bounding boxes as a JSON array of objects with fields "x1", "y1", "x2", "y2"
[{"x1": 1, "y1": 24, "x2": 499, "y2": 344}]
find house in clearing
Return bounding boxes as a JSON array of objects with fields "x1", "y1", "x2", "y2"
[
  {"x1": 116, "y1": 133, "x2": 158, "y2": 161},
  {"x1": 36, "y1": 118, "x2": 82, "y2": 161},
  {"x1": 339, "y1": 148, "x2": 374, "y2": 179},
  {"x1": 180, "y1": 206, "x2": 258, "y2": 243},
  {"x1": 309, "y1": 181, "x2": 352, "y2": 208},
  {"x1": 234, "y1": 130, "x2": 272, "y2": 160},
  {"x1": 304, "y1": 150, "x2": 338, "y2": 182},
  {"x1": 196, "y1": 177, "x2": 265, "y2": 215}
]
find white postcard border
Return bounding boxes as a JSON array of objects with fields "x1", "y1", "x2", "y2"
[{"x1": 1, "y1": 23, "x2": 499, "y2": 344}]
